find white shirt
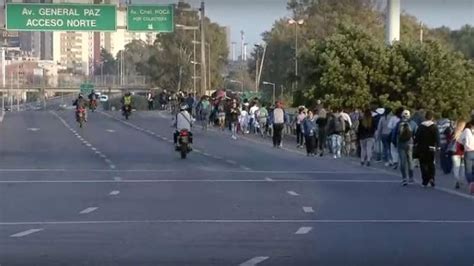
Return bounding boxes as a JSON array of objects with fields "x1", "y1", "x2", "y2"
[
  {"x1": 461, "y1": 128, "x2": 474, "y2": 152},
  {"x1": 340, "y1": 112, "x2": 352, "y2": 127},
  {"x1": 249, "y1": 106, "x2": 259, "y2": 119},
  {"x1": 176, "y1": 111, "x2": 193, "y2": 131}
]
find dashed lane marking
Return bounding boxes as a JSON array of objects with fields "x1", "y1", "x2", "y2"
[
  {"x1": 106, "y1": 129, "x2": 116, "y2": 133},
  {"x1": 295, "y1": 226, "x2": 313, "y2": 234},
  {"x1": 265, "y1": 177, "x2": 273, "y2": 181},
  {"x1": 113, "y1": 177, "x2": 122, "y2": 181},
  {"x1": 10, "y1": 228, "x2": 43, "y2": 238},
  {"x1": 50, "y1": 111, "x2": 114, "y2": 169},
  {"x1": 303, "y1": 207, "x2": 315, "y2": 213},
  {"x1": 27, "y1": 128, "x2": 40, "y2": 131},
  {"x1": 2, "y1": 219, "x2": 474, "y2": 226},
  {"x1": 239, "y1": 256, "x2": 269, "y2": 266},
  {"x1": 287, "y1": 191, "x2": 300, "y2": 196},
  {"x1": 109, "y1": 190, "x2": 120, "y2": 196},
  {"x1": 79, "y1": 207, "x2": 98, "y2": 214}
]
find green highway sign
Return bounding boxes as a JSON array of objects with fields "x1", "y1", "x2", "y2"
[
  {"x1": 80, "y1": 83, "x2": 94, "y2": 95},
  {"x1": 6, "y1": 3, "x2": 116, "y2": 31},
  {"x1": 127, "y1": 5, "x2": 174, "y2": 32}
]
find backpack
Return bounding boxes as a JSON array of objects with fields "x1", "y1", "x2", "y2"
[
  {"x1": 333, "y1": 116, "x2": 345, "y2": 133},
  {"x1": 398, "y1": 122, "x2": 412, "y2": 142}
]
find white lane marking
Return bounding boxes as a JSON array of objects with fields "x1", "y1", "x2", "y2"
[
  {"x1": 0, "y1": 179, "x2": 400, "y2": 184},
  {"x1": 303, "y1": 207, "x2": 315, "y2": 213},
  {"x1": 113, "y1": 177, "x2": 122, "y2": 181},
  {"x1": 2, "y1": 219, "x2": 474, "y2": 226},
  {"x1": 79, "y1": 207, "x2": 98, "y2": 214},
  {"x1": 241, "y1": 166, "x2": 252, "y2": 171},
  {"x1": 239, "y1": 256, "x2": 269, "y2": 266},
  {"x1": 27, "y1": 128, "x2": 40, "y2": 131},
  {"x1": 104, "y1": 159, "x2": 112, "y2": 164},
  {"x1": 287, "y1": 191, "x2": 299, "y2": 196},
  {"x1": 109, "y1": 190, "x2": 120, "y2": 196},
  {"x1": 106, "y1": 129, "x2": 115, "y2": 133},
  {"x1": 100, "y1": 154, "x2": 107, "y2": 159},
  {"x1": 226, "y1": 159, "x2": 237, "y2": 165},
  {"x1": 86, "y1": 143, "x2": 92, "y2": 147},
  {"x1": 109, "y1": 165, "x2": 116, "y2": 169},
  {"x1": 295, "y1": 226, "x2": 313, "y2": 234},
  {"x1": 202, "y1": 152, "x2": 210, "y2": 156},
  {"x1": 94, "y1": 151, "x2": 101, "y2": 154},
  {"x1": 10, "y1": 228, "x2": 43, "y2": 237},
  {"x1": 265, "y1": 177, "x2": 273, "y2": 181},
  {"x1": 91, "y1": 147, "x2": 97, "y2": 151}
]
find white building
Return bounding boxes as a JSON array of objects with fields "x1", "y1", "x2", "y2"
[{"x1": 51, "y1": 0, "x2": 156, "y2": 75}]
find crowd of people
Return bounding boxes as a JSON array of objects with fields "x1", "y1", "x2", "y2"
[
  {"x1": 150, "y1": 89, "x2": 474, "y2": 194},
  {"x1": 289, "y1": 104, "x2": 474, "y2": 194}
]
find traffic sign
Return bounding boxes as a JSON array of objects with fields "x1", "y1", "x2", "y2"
[
  {"x1": 80, "y1": 83, "x2": 94, "y2": 95},
  {"x1": 6, "y1": 3, "x2": 116, "y2": 31},
  {"x1": 127, "y1": 5, "x2": 174, "y2": 32}
]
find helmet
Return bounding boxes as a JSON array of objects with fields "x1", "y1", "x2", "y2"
[{"x1": 180, "y1": 104, "x2": 188, "y2": 111}]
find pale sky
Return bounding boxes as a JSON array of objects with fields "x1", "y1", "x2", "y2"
[{"x1": 144, "y1": 0, "x2": 474, "y2": 45}]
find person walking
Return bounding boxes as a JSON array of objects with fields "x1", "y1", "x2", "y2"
[
  {"x1": 392, "y1": 109, "x2": 418, "y2": 186},
  {"x1": 296, "y1": 107, "x2": 306, "y2": 148},
  {"x1": 229, "y1": 101, "x2": 240, "y2": 140},
  {"x1": 450, "y1": 120, "x2": 466, "y2": 189},
  {"x1": 388, "y1": 107, "x2": 404, "y2": 169},
  {"x1": 358, "y1": 109, "x2": 377, "y2": 166},
  {"x1": 414, "y1": 111, "x2": 440, "y2": 187},
  {"x1": 146, "y1": 90, "x2": 155, "y2": 111},
  {"x1": 270, "y1": 101, "x2": 287, "y2": 148},
  {"x1": 460, "y1": 120, "x2": 474, "y2": 194},
  {"x1": 377, "y1": 108, "x2": 393, "y2": 167},
  {"x1": 257, "y1": 105, "x2": 269, "y2": 137},
  {"x1": 303, "y1": 110, "x2": 318, "y2": 156},
  {"x1": 199, "y1": 96, "x2": 212, "y2": 131},
  {"x1": 437, "y1": 113, "x2": 454, "y2": 174},
  {"x1": 327, "y1": 108, "x2": 346, "y2": 159},
  {"x1": 316, "y1": 107, "x2": 328, "y2": 156}
]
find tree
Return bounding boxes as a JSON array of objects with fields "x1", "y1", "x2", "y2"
[
  {"x1": 300, "y1": 23, "x2": 474, "y2": 118},
  {"x1": 94, "y1": 48, "x2": 116, "y2": 76}
]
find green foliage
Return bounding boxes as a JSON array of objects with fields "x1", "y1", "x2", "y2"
[
  {"x1": 251, "y1": 0, "x2": 473, "y2": 110},
  {"x1": 94, "y1": 48, "x2": 116, "y2": 75},
  {"x1": 300, "y1": 24, "x2": 474, "y2": 119},
  {"x1": 114, "y1": 1, "x2": 228, "y2": 93}
]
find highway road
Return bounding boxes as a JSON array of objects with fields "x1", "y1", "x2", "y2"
[{"x1": 0, "y1": 109, "x2": 473, "y2": 266}]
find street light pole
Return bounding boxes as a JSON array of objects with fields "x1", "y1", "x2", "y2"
[
  {"x1": 200, "y1": 1, "x2": 207, "y2": 96},
  {"x1": 208, "y1": 43, "x2": 211, "y2": 93},
  {"x1": 289, "y1": 19, "x2": 304, "y2": 93}
]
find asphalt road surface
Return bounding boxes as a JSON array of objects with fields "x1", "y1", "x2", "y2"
[{"x1": 0, "y1": 109, "x2": 473, "y2": 266}]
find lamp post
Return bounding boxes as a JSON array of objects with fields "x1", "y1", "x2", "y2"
[
  {"x1": 288, "y1": 18, "x2": 304, "y2": 93},
  {"x1": 262, "y1": 81, "x2": 276, "y2": 104},
  {"x1": 176, "y1": 24, "x2": 199, "y2": 96}
]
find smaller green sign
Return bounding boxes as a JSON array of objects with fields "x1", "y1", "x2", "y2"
[
  {"x1": 127, "y1": 5, "x2": 174, "y2": 32},
  {"x1": 80, "y1": 83, "x2": 94, "y2": 95}
]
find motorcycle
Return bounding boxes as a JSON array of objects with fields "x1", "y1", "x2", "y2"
[
  {"x1": 123, "y1": 105, "x2": 132, "y2": 120},
  {"x1": 89, "y1": 99, "x2": 97, "y2": 112},
  {"x1": 177, "y1": 129, "x2": 191, "y2": 159},
  {"x1": 76, "y1": 108, "x2": 86, "y2": 128}
]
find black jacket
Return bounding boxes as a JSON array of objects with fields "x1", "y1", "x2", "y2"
[
  {"x1": 414, "y1": 121, "x2": 440, "y2": 152},
  {"x1": 358, "y1": 117, "x2": 377, "y2": 140}
]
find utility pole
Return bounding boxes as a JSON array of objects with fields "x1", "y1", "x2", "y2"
[
  {"x1": 1, "y1": 48, "x2": 5, "y2": 114},
  {"x1": 386, "y1": 0, "x2": 400, "y2": 45},
  {"x1": 419, "y1": 22, "x2": 424, "y2": 43},
  {"x1": 200, "y1": 1, "x2": 207, "y2": 96},
  {"x1": 193, "y1": 29, "x2": 197, "y2": 96}
]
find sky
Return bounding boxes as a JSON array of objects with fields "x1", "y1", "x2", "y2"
[{"x1": 164, "y1": 0, "x2": 474, "y2": 46}]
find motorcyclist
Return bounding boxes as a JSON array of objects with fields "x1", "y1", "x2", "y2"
[
  {"x1": 121, "y1": 92, "x2": 132, "y2": 115},
  {"x1": 88, "y1": 90, "x2": 98, "y2": 108},
  {"x1": 73, "y1": 93, "x2": 87, "y2": 121},
  {"x1": 173, "y1": 104, "x2": 194, "y2": 149}
]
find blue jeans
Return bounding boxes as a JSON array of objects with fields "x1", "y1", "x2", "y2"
[
  {"x1": 465, "y1": 151, "x2": 474, "y2": 183},
  {"x1": 398, "y1": 144, "x2": 414, "y2": 182},
  {"x1": 331, "y1": 134, "x2": 342, "y2": 156},
  {"x1": 381, "y1": 134, "x2": 392, "y2": 162}
]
